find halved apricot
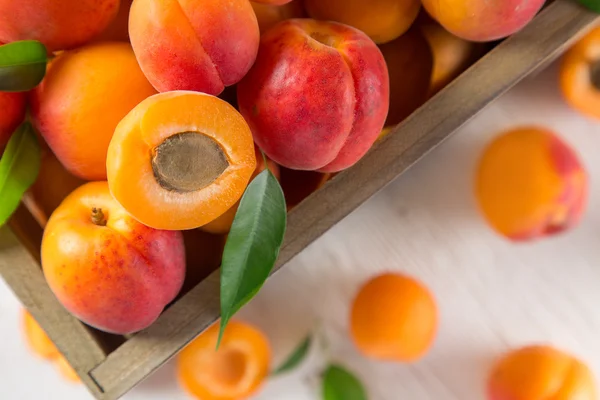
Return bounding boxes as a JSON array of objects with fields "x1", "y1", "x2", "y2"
[{"x1": 107, "y1": 91, "x2": 256, "y2": 230}]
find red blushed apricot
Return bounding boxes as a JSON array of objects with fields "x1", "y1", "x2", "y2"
[
  {"x1": 31, "y1": 42, "x2": 157, "y2": 181},
  {"x1": 0, "y1": 0, "x2": 119, "y2": 51},
  {"x1": 107, "y1": 91, "x2": 256, "y2": 231},
  {"x1": 238, "y1": 19, "x2": 389, "y2": 172},
  {"x1": 487, "y1": 345, "x2": 596, "y2": 400},
  {"x1": 41, "y1": 182, "x2": 186, "y2": 334},
  {"x1": 252, "y1": 1, "x2": 306, "y2": 34},
  {"x1": 476, "y1": 127, "x2": 587, "y2": 241},
  {"x1": 129, "y1": 0, "x2": 259, "y2": 95},
  {"x1": 379, "y1": 28, "x2": 433, "y2": 127},
  {"x1": 420, "y1": 21, "x2": 480, "y2": 96},
  {"x1": 422, "y1": 0, "x2": 544, "y2": 42},
  {"x1": 0, "y1": 91, "x2": 27, "y2": 147},
  {"x1": 560, "y1": 26, "x2": 600, "y2": 121},
  {"x1": 305, "y1": 0, "x2": 420, "y2": 45},
  {"x1": 201, "y1": 147, "x2": 280, "y2": 234}
]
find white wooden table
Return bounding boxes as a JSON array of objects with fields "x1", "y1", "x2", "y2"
[{"x1": 2, "y1": 61, "x2": 600, "y2": 400}]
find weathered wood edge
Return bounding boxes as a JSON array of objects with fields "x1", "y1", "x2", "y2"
[
  {"x1": 87, "y1": 2, "x2": 599, "y2": 398},
  {"x1": 0, "y1": 207, "x2": 108, "y2": 398}
]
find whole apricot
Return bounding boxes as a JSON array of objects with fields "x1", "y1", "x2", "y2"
[
  {"x1": 0, "y1": 0, "x2": 119, "y2": 51},
  {"x1": 420, "y1": 21, "x2": 480, "y2": 96},
  {"x1": 252, "y1": 1, "x2": 306, "y2": 34},
  {"x1": 94, "y1": 0, "x2": 134, "y2": 42},
  {"x1": 560, "y1": 26, "x2": 600, "y2": 121},
  {"x1": 31, "y1": 42, "x2": 157, "y2": 181},
  {"x1": 488, "y1": 345, "x2": 596, "y2": 400},
  {"x1": 379, "y1": 28, "x2": 433, "y2": 127},
  {"x1": 476, "y1": 127, "x2": 587, "y2": 241},
  {"x1": 41, "y1": 182, "x2": 186, "y2": 334},
  {"x1": 305, "y1": 0, "x2": 420, "y2": 45},
  {"x1": 129, "y1": 0, "x2": 259, "y2": 95},
  {"x1": 107, "y1": 91, "x2": 256, "y2": 231},
  {"x1": 178, "y1": 320, "x2": 271, "y2": 400},
  {"x1": 350, "y1": 272, "x2": 438, "y2": 362},
  {"x1": 238, "y1": 19, "x2": 389, "y2": 172},
  {"x1": 422, "y1": 0, "x2": 545, "y2": 42},
  {"x1": 0, "y1": 91, "x2": 27, "y2": 147},
  {"x1": 201, "y1": 147, "x2": 280, "y2": 234}
]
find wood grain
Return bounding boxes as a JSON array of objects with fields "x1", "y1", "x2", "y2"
[{"x1": 85, "y1": 1, "x2": 600, "y2": 398}]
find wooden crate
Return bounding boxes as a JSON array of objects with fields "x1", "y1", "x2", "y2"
[{"x1": 1, "y1": 1, "x2": 598, "y2": 398}]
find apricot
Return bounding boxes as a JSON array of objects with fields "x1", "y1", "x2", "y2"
[
  {"x1": 238, "y1": 19, "x2": 389, "y2": 172},
  {"x1": 252, "y1": 1, "x2": 306, "y2": 34},
  {"x1": 253, "y1": 0, "x2": 292, "y2": 4},
  {"x1": 304, "y1": 0, "x2": 420, "y2": 45},
  {"x1": 476, "y1": 127, "x2": 587, "y2": 241},
  {"x1": 27, "y1": 148, "x2": 86, "y2": 228},
  {"x1": 350, "y1": 272, "x2": 438, "y2": 362},
  {"x1": 379, "y1": 28, "x2": 433, "y2": 127},
  {"x1": 202, "y1": 147, "x2": 280, "y2": 234},
  {"x1": 560, "y1": 26, "x2": 600, "y2": 121},
  {"x1": 30, "y1": 42, "x2": 157, "y2": 181},
  {"x1": 420, "y1": 21, "x2": 480, "y2": 96},
  {"x1": 421, "y1": 0, "x2": 545, "y2": 42},
  {"x1": 95, "y1": 0, "x2": 133, "y2": 42},
  {"x1": 488, "y1": 345, "x2": 596, "y2": 400},
  {"x1": 279, "y1": 167, "x2": 332, "y2": 210},
  {"x1": 22, "y1": 310, "x2": 80, "y2": 382},
  {"x1": 0, "y1": 0, "x2": 119, "y2": 51},
  {"x1": 41, "y1": 182, "x2": 186, "y2": 334},
  {"x1": 178, "y1": 320, "x2": 271, "y2": 400},
  {"x1": 129, "y1": 0, "x2": 259, "y2": 95},
  {"x1": 0, "y1": 91, "x2": 27, "y2": 147},
  {"x1": 107, "y1": 91, "x2": 256, "y2": 231}
]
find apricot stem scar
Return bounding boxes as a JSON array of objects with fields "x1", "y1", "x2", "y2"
[
  {"x1": 91, "y1": 208, "x2": 107, "y2": 226},
  {"x1": 151, "y1": 132, "x2": 229, "y2": 193}
]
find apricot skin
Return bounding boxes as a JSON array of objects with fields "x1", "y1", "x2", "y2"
[
  {"x1": 476, "y1": 127, "x2": 587, "y2": 241},
  {"x1": 0, "y1": 92, "x2": 27, "y2": 147},
  {"x1": 41, "y1": 182, "x2": 186, "y2": 335},
  {"x1": 421, "y1": 0, "x2": 545, "y2": 42},
  {"x1": 488, "y1": 345, "x2": 596, "y2": 400},
  {"x1": 30, "y1": 42, "x2": 157, "y2": 181},
  {"x1": 238, "y1": 19, "x2": 389, "y2": 172},
  {"x1": 129, "y1": 0, "x2": 260, "y2": 95},
  {"x1": 0, "y1": 0, "x2": 119, "y2": 51}
]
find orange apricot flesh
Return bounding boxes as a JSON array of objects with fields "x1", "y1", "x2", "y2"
[
  {"x1": 107, "y1": 91, "x2": 256, "y2": 231},
  {"x1": 476, "y1": 127, "x2": 587, "y2": 241},
  {"x1": 178, "y1": 320, "x2": 271, "y2": 400}
]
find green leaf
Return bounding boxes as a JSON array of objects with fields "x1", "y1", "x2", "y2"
[
  {"x1": 0, "y1": 40, "x2": 48, "y2": 92},
  {"x1": 322, "y1": 364, "x2": 368, "y2": 400},
  {"x1": 578, "y1": 0, "x2": 600, "y2": 12},
  {"x1": 0, "y1": 122, "x2": 41, "y2": 226},
  {"x1": 218, "y1": 167, "x2": 287, "y2": 346},
  {"x1": 272, "y1": 334, "x2": 312, "y2": 376}
]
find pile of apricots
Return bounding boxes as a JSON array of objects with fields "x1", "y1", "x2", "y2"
[{"x1": 2, "y1": 0, "x2": 600, "y2": 398}]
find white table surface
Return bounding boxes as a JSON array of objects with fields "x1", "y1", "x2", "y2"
[{"x1": 3, "y1": 61, "x2": 600, "y2": 400}]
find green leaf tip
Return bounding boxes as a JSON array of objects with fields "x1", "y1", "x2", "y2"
[
  {"x1": 322, "y1": 364, "x2": 368, "y2": 400},
  {"x1": 0, "y1": 122, "x2": 41, "y2": 226},
  {"x1": 219, "y1": 167, "x2": 287, "y2": 341},
  {"x1": 578, "y1": 0, "x2": 600, "y2": 12},
  {"x1": 0, "y1": 40, "x2": 48, "y2": 92},
  {"x1": 272, "y1": 334, "x2": 313, "y2": 376}
]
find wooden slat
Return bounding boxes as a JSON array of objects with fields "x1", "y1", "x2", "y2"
[
  {"x1": 88, "y1": 1, "x2": 599, "y2": 398},
  {"x1": 0, "y1": 208, "x2": 108, "y2": 398}
]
